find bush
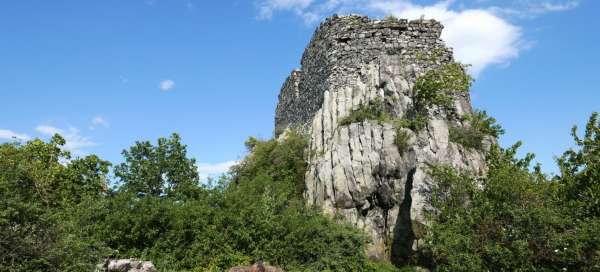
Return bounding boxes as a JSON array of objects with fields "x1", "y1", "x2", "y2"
[
  {"x1": 412, "y1": 62, "x2": 472, "y2": 114},
  {"x1": 394, "y1": 116, "x2": 428, "y2": 132},
  {"x1": 448, "y1": 125, "x2": 484, "y2": 150},
  {"x1": 449, "y1": 110, "x2": 504, "y2": 150},
  {"x1": 395, "y1": 129, "x2": 411, "y2": 154},
  {"x1": 0, "y1": 135, "x2": 110, "y2": 272},
  {"x1": 339, "y1": 98, "x2": 389, "y2": 126},
  {"x1": 423, "y1": 116, "x2": 600, "y2": 272},
  {"x1": 76, "y1": 132, "x2": 373, "y2": 271},
  {"x1": 384, "y1": 15, "x2": 399, "y2": 22}
]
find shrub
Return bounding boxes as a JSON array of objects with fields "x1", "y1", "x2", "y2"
[
  {"x1": 449, "y1": 110, "x2": 504, "y2": 151},
  {"x1": 412, "y1": 62, "x2": 472, "y2": 114},
  {"x1": 384, "y1": 15, "x2": 399, "y2": 22},
  {"x1": 449, "y1": 125, "x2": 484, "y2": 150},
  {"x1": 423, "y1": 127, "x2": 600, "y2": 271},
  {"x1": 386, "y1": 47, "x2": 403, "y2": 55},
  {"x1": 394, "y1": 116, "x2": 428, "y2": 132},
  {"x1": 79, "y1": 132, "x2": 372, "y2": 271},
  {"x1": 339, "y1": 98, "x2": 389, "y2": 126},
  {"x1": 395, "y1": 129, "x2": 411, "y2": 154},
  {"x1": 0, "y1": 135, "x2": 110, "y2": 272}
]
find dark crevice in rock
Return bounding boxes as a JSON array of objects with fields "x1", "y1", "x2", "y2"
[
  {"x1": 335, "y1": 37, "x2": 351, "y2": 43},
  {"x1": 391, "y1": 167, "x2": 416, "y2": 266}
]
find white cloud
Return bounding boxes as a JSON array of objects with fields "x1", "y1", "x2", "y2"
[
  {"x1": 197, "y1": 160, "x2": 238, "y2": 180},
  {"x1": 0, "y1": 129, "x2": 30, "y2": 141},
  {"x1": 36, "y1": 125, "x2": 96, "y2": 156},
  {"x1": 255, "y1": 0, "x2": 579, "y2": 75},
  {"x1": 90, "y1": 116, "x2": 110, "y2": 130},
  {"x1": 257, "y1": 0, "x2": 315, "y2": 20},
  {"x1": 490, "y1": 0, "x2": 579, "y2": 18},
  {"x1": 369, "y1": 1, "x2": 522, "y2": 76},
  {"x1": 159, "y1": 79, "x2": 175, "y2": 91},
  {"x1": 532, "y1": 1, "x2": 579, "y2": 12}
]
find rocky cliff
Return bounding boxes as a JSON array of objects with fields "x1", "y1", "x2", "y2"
[{"x1": 274, "y1": 15, "x2": 488, "y2": 264}]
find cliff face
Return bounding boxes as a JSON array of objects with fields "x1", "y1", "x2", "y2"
[{"x1": 275, "y1": 15, "x2": 487, "y2": 263}]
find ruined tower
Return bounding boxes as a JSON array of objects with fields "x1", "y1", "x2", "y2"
[{"x1": 275, "y1": 15, "x2": 488, "y2": 262}]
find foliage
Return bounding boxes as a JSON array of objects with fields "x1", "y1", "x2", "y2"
[
  {"x1": 5, "y1": 112, "x2": 599, "y2": 271},
  {"x1": 76, "y1": 132, "x2": 370, "y2": 271},
  {"x1": 558, "y1": 112, "x2": 600, "y2": 218},
  {"x1": 422, "y1": 112, "x2": 600, "y2": 271},
  {"x1": 0, "y1": 135, "x2": 110, "y2": 272},
  {"x1": 394, "y1": 116, "x2": 428, "y2": 132},
  {"x1": 449, "y1": 110, "x2": 504, "y2": 150},
  {"x1": 386, "y1": 47, "x2": 403, "y2": 55},
  {"x1": 412, "y1": 62, "x2": 472, "y2": 114},
  {"x1": 114, "y1": 133, "x2": 201, "y2": 200},
  {"x1": 395, "y1": 129, "x2": 411, "y2": 154},
  {"x1": 384, "y1": 15, "x2": 399, "y2": 22},
  {"x1": 467, "y1": 110, "x2": 505, "y2": 138},
  {"x1": 338, "y1": 98, "x2": 390, "y2": 126}
]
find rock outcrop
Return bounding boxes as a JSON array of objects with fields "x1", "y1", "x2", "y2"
[
  {"x1": 274, "y1": 15, "x2": 488, "y2": 263},
  {"x1": 96, "y1": 258, "x2": 157, "y2": 272},
  {"x1": 228, "y1": 262, "x2": 284, "y2": 272}
]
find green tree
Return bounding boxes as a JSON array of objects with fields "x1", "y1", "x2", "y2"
[
  {"x1": 558, "y1": 112, "x2": 600, "y2": 217},
  {"x1": 114, "y1": 133, "x2": 201, "y2": 200},
  {"x1": 0, "y1": 135, "x2": 110, "y2": 272},
  {"x1": 422, "y1": 113, "x2": 600, "y2": 271}
]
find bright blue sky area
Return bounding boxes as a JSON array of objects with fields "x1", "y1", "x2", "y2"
[{"x1": 0, "y1": 0, "x2": 597, "y2": 177}]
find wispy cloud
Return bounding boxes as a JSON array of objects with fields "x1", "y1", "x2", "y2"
[
  {"x1": 0, "y1": 129, "x2": 30, "y2": 141},
  {"x1": 160, "y1": 79, "x2": 175, "y2": 91},
  {"x1": 254, "y1": 0, "x2": 579, "y2": 75},
  {"x1": 257, "y1": 0, "x2": 316, "y2": 20},
  {"x1": 490, "y1": 0, "x2": 579, "y2": 18},
  {"x1": 36, "y1": 125, "x2": 96, "y2": 156},
  {"x1": 198, "y1": 160, "x2": 238, "y2": 180},
  {"x1": 145, "y1": 0, "x2": 195, "y2": 10},
  {"x1": 89, "y1": 116, "x2": 110, "y2": 130}
]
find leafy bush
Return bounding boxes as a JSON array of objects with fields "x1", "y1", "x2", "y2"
[
  {"x1": 78, "y1": 132, "x2": 372, "y2": 271},
  {"x1": 338, "y1": 98, "x2": 389, "y2": 126},
  {"x1": 449, "y1": 110, "x2": 504, "y2": 150},
  {"x1": 384, "y1": 15, "x2": 399, "y2": 22},
  {"x1": 394, "y1": 116, "x2": 428, "y2": 132},
  {"x1": 412, "y1": 62, "x2": 472, "y2": 114},
  {"x1": 422, "y1": 112, "x2": 600, "y2": 271},
  {"x1": 0, "y1": 135, "x2": 110, "y2": 272},
  {"x1": 386, "y1": 47, "x2": 403, "y2": 55},
  {"x1": 395, "y1": 129, "x2": 411, "y2": 154}
]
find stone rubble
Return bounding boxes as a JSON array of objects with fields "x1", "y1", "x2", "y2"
[{"x1": 96, "y1": 258, "x2": 157, "y2": 272}]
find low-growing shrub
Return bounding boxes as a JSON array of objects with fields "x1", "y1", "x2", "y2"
[
  {"x1": 384, "y1": 15, "x2": 399, "y2": 22},
  {"x1": 395, "y1": 129, "x2": 411, "y2": 154},
  {"x1": 339, "y1": 98, "x2": 389, "y2": 126},
  {"x1": 386, "y1": 47, "x2": 403, "y2": 55},
  {"x1": 394, "y1": 115, "x2": 428, "y2": 132},
  {"x1": 449, "y1": 125, "x2": 484, "y2": 150},
  {"x1": 449, "y1": 110, "x2": 504, "y2": 150}
]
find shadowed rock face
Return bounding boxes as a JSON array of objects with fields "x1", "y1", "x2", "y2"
[{"x1": 274, "y1": 15, "x2": 487, "y2": 263}]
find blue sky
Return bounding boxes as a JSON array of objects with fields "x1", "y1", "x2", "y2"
[{"x1": 0, "y1": 0, "x2": 597, "y2": 177}]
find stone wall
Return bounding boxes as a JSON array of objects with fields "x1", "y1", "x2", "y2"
[{"x1": 275, "y1": 14, "x2": 460, "y2": 134}]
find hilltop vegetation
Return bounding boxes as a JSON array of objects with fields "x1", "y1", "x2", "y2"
[{"x1": 1, "y1": 113, "x2": 599, "y2": 271}]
